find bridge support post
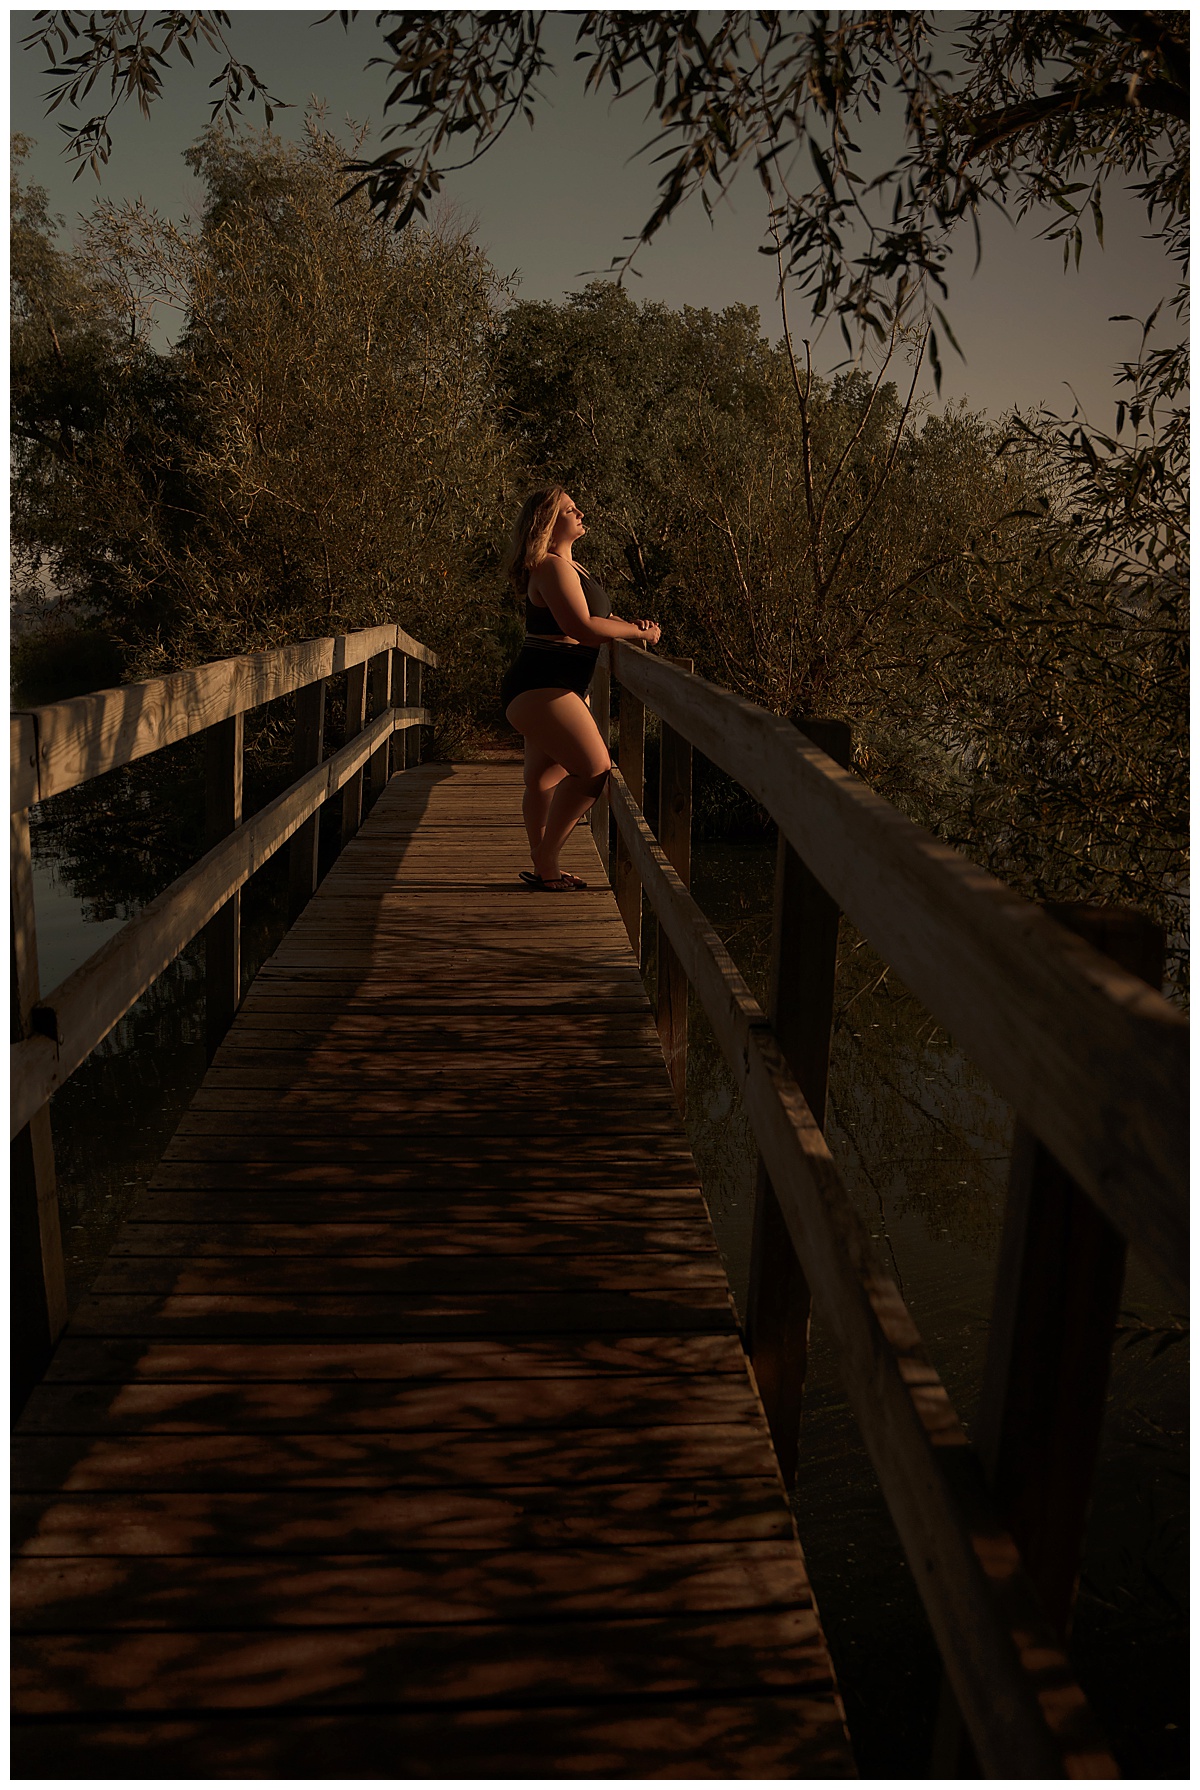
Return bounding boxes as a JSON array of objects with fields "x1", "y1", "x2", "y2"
[
  {"x1": 411, "y1": 659, "x2": 424, "y2": 766},
  {"x1": 932, "y1": 904, "x2": 1165, "y2": 1777},
  {"x1": 11, "y1": 806, "x2": 68, "y2": 1415},
  {"x1": 589, "y1": 653, "x2": 611, "y2": 879},
  {"x1": 656, "y1": 659, "x2": 693, "y2": 1113},
  {"x1": 203, "y1": 714, "x2": 243, "y2": 1058},
  {"x1": 746, "y1": 717, "x2": 851, "y2": 1489},
  {"x1": 287, "y1": 679, "x2": 326, "y2": 922},
  {"x1": 341, "y1": 660, "x2": 369, "y2": 847},
  {"x1": 614, "y1": 682, "x2": 645, "y2": 963},
  {"x1": 365, "y1": 650, "x2": 392, "y2": 809},
  {"x1": 390, "y1": 650, "x2": 408, "y2": 777}
]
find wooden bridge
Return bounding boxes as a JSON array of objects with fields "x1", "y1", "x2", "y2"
[{"x1": 10, "y1": 625, "x2": 1188, "y2": 1777}]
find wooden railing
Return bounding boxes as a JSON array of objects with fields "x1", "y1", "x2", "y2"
[
  {"x1": 591, "y1": 640, "x2": 1187, "y2": 1779},
  {"x1": 10, "y1": 623, "x2": 437, "y2": 1405}
]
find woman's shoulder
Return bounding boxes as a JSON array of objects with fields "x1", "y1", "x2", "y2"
[{"x1": 530, "y1": 553, "x2": 585, "y2": 596}]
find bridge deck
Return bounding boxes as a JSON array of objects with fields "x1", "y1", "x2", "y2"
[{"x1": 13, "y1": 763, "x2": 852, "y2": 1778}]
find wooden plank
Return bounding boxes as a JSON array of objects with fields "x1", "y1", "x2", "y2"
[
  {"x1": 613, "y1": 666, "x2": 645, "y2": 960},
  {"x1": 590, "y1": 651, "x2": 611, "y2": 873},
  {"x1": 286, "y1": 679, "x2": 327, "y2": 920},
  {"x1": 10, "y1": 1696, "x2": 854, "y2": 1781},
  {"x1": 365, "y1": 650, "x2": 392, "y2": 810},
  {"x1": 10, "y1": 806, "x2": 68, "y2": 1411},
  {"x1": 10, "y1": 712, "x2": 39, "y2": 811},
  {"x1": 10, "y1": 709, "x2": 402, "y2": 1138},
  {"x1": 607, "y1": 768, "x2": 1114, "y2": 1778},
  {"x1": 12, "y1": 625, "x2": 438, "y2": 808},
  {"x1": 612, "y1": 643, "x2": 1186, "y2": 1296},
  {"x1": 747, "y1": 717, "x2": 850, "y2": 1490},
  {"x1": 202, "y1": 714, "x2": 243, "y2": 1058},
  {"x1": 656, "y1": 658, "x2": 693, "y2": 1113},
  {"x1": 339, "y1": 659, "x2": 369, "y2": 846}
]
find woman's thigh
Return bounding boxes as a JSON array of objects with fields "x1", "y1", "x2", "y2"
[{"x1": 506, "y1": 689, "x2": 611, "y2": 779}]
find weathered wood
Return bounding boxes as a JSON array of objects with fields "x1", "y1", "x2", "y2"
[
  {"x1": 365, "y1": 650, "x2": 393, "y2": 809},
  {"x1": 613, "y1": 660, "x2": 645, "y2": 962},
  {"x1": 611, "y1": 645, "x2": 1186, "y2": 1300},
  {"x1": 747, "y1": 718, "x2": 850, "y2": 1491},
  {"x1": 411, "y1": 660, "x2": 424, "y2": 767},
  {"x1": 607, "y1": 769, "x2": 1115, "y2": 1779},
  {"x1": 339, "y1": 660, "x2": 369, "y2": 847},
  {"x1": 202, "y1": 715, "x2": 244, "y2": 1058},
  {"x1": 11, "y1": 711, "x2": 402, "y2": 1138},
  {"x1": 10, "y1": 808, "x2": 69, "y2": 1412},
  {"x1": 11, "y1": 625, "x2": 438, "y2": 809},
  {"x1": 13, "y1": 766, "x2": 853, "y2": 1782},
  {"x1": 10, "y1": 712, "x2": 39, "y2": 813},
  {"x1": 391, "y1": 653, "x2": 410, "y2": 776},
  {"x1": 590, "y1": 651, "x2": 611, "y2": 876},
  {"x1": 286, "y1": 680, "x2": 327, "y2": 922},
  {"x1": 656, "y1": 659, "x2": 693, "y2": 1113}
]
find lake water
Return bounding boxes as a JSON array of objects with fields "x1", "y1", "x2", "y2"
[{"x1": 24, "y1": 799, "x2": 1188, "y2": 1778}]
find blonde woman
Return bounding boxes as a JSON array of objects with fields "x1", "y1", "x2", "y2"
[{"x1": 500, "y1": 488, "x2": 661, "y2": 891}]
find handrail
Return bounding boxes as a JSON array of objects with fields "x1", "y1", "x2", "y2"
[
  {"x1": 609, "y1": 641, "x2": 1187, "y2": 1302},
  {"x1": 10, "y1": 622, "x2": 438, "y2": 810},
  {"x1": 10, "y1": 705, "x2": 422, "y2": 1138},
  {"x1": 608, "y1": 767, "x2": 1114, "y2": 1776},
  {"x1": 11, "y1": 622, "x2": 435, "y2": 1409}
]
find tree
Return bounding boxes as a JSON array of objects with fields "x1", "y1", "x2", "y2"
[{"x1": 12, "y1": 120, "x2": 517, "y2": 722}]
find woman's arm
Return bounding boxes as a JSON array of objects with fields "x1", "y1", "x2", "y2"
[{"x1": 532, "y1": 558, "x2": 660, "y2": 647}]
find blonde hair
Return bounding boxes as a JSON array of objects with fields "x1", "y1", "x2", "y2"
[{"x1": 502, "y1": 486, "x2": 567, "y2": 595}]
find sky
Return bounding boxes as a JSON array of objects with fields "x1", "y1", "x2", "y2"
[{"x1": 9, "y1": 9, "x2": 1179, "y2": 426}]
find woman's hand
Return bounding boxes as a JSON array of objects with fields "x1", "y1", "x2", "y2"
[{"x1": 635, "y1": 619, "x2": 662, "y2": 646}]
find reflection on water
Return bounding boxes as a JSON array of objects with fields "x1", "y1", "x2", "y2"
[
  {"x1": 24, "y1": 795, "x2": 1187, "y2": 1778},
  {"x1": 687, "y1": 836, "x2": 1188, "y2": 1779}
]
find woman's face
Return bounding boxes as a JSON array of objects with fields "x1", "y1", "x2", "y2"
[{"x1": 551, "y1": 495, "x2": 586, "y2": 548}]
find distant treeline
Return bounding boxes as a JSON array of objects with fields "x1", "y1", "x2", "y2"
[{"x1": 11, "y1": 123, "x2": 1187, "y2": 982}]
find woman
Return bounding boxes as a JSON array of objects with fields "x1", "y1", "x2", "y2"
[{"x1": 500, "y1": 488, "x2": 661, "y2": 891}]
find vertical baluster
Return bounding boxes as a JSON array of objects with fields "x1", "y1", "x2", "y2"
[
  {"x1": 933, "y1": 904, "x2": 1164, "y2": 1775},
  {"x1": 341, "y1": 658, "x2": 369, "y2": 848},
  {"x1": 411, "y1": 659, "x2": 424, "y2": 765},
  {"x1": 391, "y1": 649, "x2": 409, "y2": 777},
  {"x1": 656, "y1": 657, "x2": 693, "y2": 1111},
  {"x1": 287, "y1": 678, "x2": 327, "y2": 922},
  {"x1": 203, "y1": 713, "x2": 244, "y2": 1059},
  {"x1": 614, "y1": 679, "x2": 645, "y2": 960},
  {"x1": 745, "y1": 718, "x2": 851, "y2": 1489},
  {"x1": 589, "y1": 649, "x2": 611, "y2": 878},
  {"x1": 11, "y1": 806, "x2": 68, "y2": 1412},
  {"x1": 365, "y1": 649, "x2": 393, "y2": 809}
]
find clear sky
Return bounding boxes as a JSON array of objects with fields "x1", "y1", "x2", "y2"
[{"x1": 9, "y1": 9, "x2": 1177, "y2": 425}]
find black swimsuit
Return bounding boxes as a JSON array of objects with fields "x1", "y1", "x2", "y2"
[{"x1": 500, "y1": 568, "x2": 613, "y2": 709}]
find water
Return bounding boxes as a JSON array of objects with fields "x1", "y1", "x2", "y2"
[{"x1": 24, "y1": 799, "x2": 1188, "y2": 1777}]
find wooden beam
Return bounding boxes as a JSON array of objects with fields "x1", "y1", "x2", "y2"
[
  {"x1": 746, "y1": 718, "x2": 850, "y2": 1491},
  {"x1": 11, "y1": 713, "x2": 39, "y2": 813},
  {"x1": 607, "y1": 769, "x2": 1116, "y2": 1781},
  {"x1": 611, "y1": 645, "x2": 1186, "y2": 1300},
  {"x1": 656, "y1": 659, "x2": 693, "y2": 1113},
  {"x1": 340, "y1": 661, "x2": 369, "y2": 848},
  {"x1": 10, "y1": 625, "x2": 438, "y2": 810},
  {"x1": 10, "y1": 710, "x2": 407, "y2": 1138},
  {"x1": 10, "y1": 807, "x2": 68, "y2": 1411},
  {"x1": 613, "y1": 658, "x2": 645, "y2": 962},
  {"x1": 203, "y1": 715, "x2": 244, "y2": 1059},
  {"x1": 287, "y1": 681, "x2": 327, "y2": 923},
  {"x1": 365, "y1": 652, "x2": 393, "y2": 811},
  {"x1": 589, "y1": 653, "x2": 611, "y2": 878}
]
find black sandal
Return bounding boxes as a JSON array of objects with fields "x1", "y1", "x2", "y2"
[{"x1": 519, "y1": 870, "x2": 587, "y2": 891}]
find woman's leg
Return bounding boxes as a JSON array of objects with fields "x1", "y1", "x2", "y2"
[
  {"x1": 522, "y1": 740, "x2": 569, "y2": 864},
  {"x1": 505, "y1": 689, "x2": 610, "y2": 880}
]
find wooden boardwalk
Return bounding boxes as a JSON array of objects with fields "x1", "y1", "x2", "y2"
[{"x1": 12, "y1": 763, "x2": 852, "y2": 1778}]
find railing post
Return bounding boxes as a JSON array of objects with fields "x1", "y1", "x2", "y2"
[
  {"x1": 11, "y1": 806, "x2": 68, "y2": 1412},
  {"x1": 590, "y1": 649, "x2": 611, "y2": 878},
  {"x1": 614, "y1": 675, "x2": 645, "y2": 961},
  {"x1": 411, "y1": 659, "x2": 424, "y2": 765},
  {"x1": 933, "y1": 903, "x2": 1164, "y2": 1775},
  {"x1": 341, "y1": 659, "x2": 369, "y2": 848},
  {"x1": 365, "y1": 649, "x2": 393, "y2": 809},
  {"x1": 745, "y1": 717, "x2": 851, "y2": 1490},
  {"x1": 656, "y1": 657, "x2": 693, "y2": 1112},
  {"x1": 286, "y1": 678, "x2": 326, "y2": 922},
  {"x1": 390, "y1": 649, "x2": 409, "y2": 777},
  {"x1": 203, "y1": 713, "x2": 243, "y2": 1059}
]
